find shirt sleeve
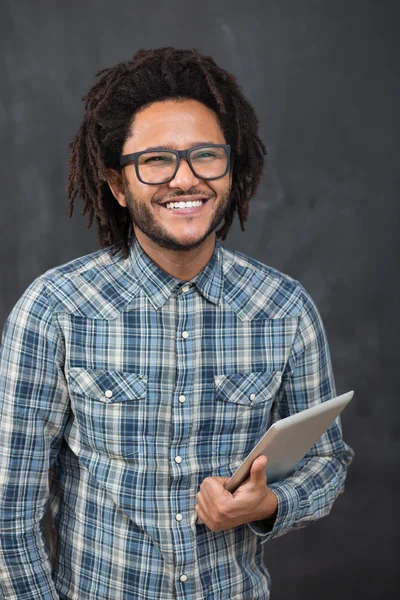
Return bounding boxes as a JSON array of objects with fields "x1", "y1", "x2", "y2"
[
  {"x1": 0, "y1": 277, "x2": 70, "y2": 599},
  {"x1": 247, "y1": 286, "x2": 355, "y2": 543}
]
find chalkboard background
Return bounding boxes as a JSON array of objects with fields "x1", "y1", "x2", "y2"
[{"x1": 1, "y1": 0, "x2": 399, "y2": 598}]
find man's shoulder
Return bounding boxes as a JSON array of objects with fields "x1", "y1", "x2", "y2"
[
  {"x1": 219, "y1": 245, "x2": 309, "y2": 320},
  {"x1": 34, "y1": 247, "x2": 138, "y2": 320},
  {"x1": 221, "y1": 244, "x2": 298, "y2": 284},
  {"x1": 45, "y1": 247, "x2": 116, "y2": 275}
]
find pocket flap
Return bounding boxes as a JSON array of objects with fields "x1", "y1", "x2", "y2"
[
  {"x1": 214, "y1": 370, "x2": 282, "y2": 406},
  {"x1": 68, "y1": 368, "x2": 147, "y2": 402}
]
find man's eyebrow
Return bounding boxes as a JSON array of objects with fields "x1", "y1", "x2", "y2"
[{"x1": 141, "y1": 141, "x2": 219, "y2": 152}]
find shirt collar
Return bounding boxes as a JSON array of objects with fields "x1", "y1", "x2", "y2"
[{"x1": 129, "y1": 238, "x2": 224, "y2": 310}]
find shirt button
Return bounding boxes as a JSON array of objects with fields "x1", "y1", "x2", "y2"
[
  {"x1": 182, "y1": 284, "x2": 190, "y2": 293},
  {"x1": 175, "y1": 455, "x2": 182, "y2": 464},
  {"x1": 249, "y1": 393, "x2": 256, "y2": 401},
  {"x1": 175, "y1": 513, "x2": 183, "y2": 521},
  {"x1": 178, "y1": 395, "x2": 186, "y2": 403},
  {"x1": 180, "y1": 574, "x2": 188, "y2": 582},
  {"x1": 104, "y1": 390, "x2": 113, "y2": 399},
  {"x1": 182, "y1": 331, "x2": 189, "y2": 339}
]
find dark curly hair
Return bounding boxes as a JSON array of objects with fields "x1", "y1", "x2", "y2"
[{"x1": 67, "y1": 47, "x2": 267, "y2": 258}]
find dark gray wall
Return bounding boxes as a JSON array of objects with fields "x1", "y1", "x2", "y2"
[{"x1": 1, "y1": 0, "x2": 399, "y2": 598}]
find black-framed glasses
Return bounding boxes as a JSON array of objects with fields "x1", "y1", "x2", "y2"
[{"x1": 119, "y1": 144, "x2": 231, "y2": 185}]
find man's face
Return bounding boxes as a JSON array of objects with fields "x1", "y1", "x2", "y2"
[{"x1": 112, "y1": 99, "x2": 231, "y2": 251}]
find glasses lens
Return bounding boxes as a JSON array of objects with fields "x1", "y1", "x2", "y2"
[
  {"x1": 138, "y1": 151, "x2": 177, "y2": 184},
  {"x1": 189, "y1": 146, "x2": 228, "y2": 179}
]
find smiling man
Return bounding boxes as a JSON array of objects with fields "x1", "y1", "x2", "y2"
[
  {"x1": 107, "y1": 99, "x2": 232, "y2": 277},
  {"x1": 0, "y1": 48, "x2": 354, "y2": 600}
]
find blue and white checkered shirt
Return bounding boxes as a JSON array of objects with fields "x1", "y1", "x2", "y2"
[{"x1": 0, "y1": 238, "x2": 354, "y2": 599}]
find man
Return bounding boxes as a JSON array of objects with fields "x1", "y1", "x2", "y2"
[{"x1": 0, "y1": 47, "x2": 354, "y2": 599}]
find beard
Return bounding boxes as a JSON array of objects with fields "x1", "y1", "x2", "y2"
[{"x1": 124, "y1": 186, "x2": 230, "y2": 252}]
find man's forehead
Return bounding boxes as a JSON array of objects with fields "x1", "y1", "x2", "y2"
[
  {"x1": 125, "y1": 99, "x2": 226, "y2": 148},
  {"x1": 131, "y1": 100, "x2": 219, "y2": 126},
  {"x1": 139, "y1": 141, "x2": 219, "y2": 152}
]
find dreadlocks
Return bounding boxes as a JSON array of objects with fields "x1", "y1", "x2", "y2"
[{"x1": 67, "y1": 47, "x2": 267, "y2": 258}]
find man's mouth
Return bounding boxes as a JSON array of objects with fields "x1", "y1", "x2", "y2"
[{"x1": 158, "y1": 196, "x2": 210, "y2": 214}]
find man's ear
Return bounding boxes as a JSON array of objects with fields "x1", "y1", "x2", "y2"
[
  {"x1": 229, "y1": 163, "x2": 234, "y2": 188},
  {"x1": 106, "y1": 168, "x2": 128, "y2": 208}
]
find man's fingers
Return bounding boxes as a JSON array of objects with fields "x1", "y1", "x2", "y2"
[
  {"x1": 200, "y1": 476, "x2": 229, "y2": 497},
  {"x1": 213, "y1": 476, "x2": 230, "y2": 485},
  {"x1": 250, "y1": 455, "x2": 267, "y2": 482},
  {"x1": 201, "y1": 476, "x2": 229, "y2": 487}
]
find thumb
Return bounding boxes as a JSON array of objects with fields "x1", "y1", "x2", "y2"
[{"x1": 250, "y1": 455, "x2": 267, "y2": 482}]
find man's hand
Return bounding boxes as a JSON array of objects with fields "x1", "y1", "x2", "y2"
[{"x1": 195, "y1": 455, "x2": 278, "y2": 532}]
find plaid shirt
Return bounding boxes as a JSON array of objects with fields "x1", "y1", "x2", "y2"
[{"x1": 0, "y1": 238, "x2": 354, "y2": 600}]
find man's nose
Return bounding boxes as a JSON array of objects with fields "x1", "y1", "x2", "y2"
[{"x1": 168, "y1": 159, "x2": 200, "y2": 190}]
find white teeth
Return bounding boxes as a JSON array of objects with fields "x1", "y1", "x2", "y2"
[{"x1": 165, "y1": 200, "x2": 204, "y2": 210}]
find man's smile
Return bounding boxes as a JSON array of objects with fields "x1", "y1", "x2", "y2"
[{"x1": 157, "y1": 195, "x2": 211, "y2": 215}]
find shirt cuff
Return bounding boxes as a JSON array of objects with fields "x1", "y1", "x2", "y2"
[{"x1": 247, "y1": 480, "x2": 301, "y2": 543}]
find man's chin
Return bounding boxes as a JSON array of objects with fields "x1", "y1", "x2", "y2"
[
  {"x1": 145, "y1": 233, "x2": 209, "y2": 252},
  {"x1": 132, "y1": 210, "x2": 225, "y2": 252}
]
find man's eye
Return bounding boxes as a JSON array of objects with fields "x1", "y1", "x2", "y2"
[
  {"x1": 144, "y1": 156, "x2": 168, "y2": 163},
  {"x1": 141, "y1": 156, "x2": 175, "y2": 167},
  {"x1": 193, "y1": 152, "x2": 216, "y2": 160}
]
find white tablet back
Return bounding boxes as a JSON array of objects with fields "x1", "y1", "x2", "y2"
[{"x1": 224, "y1": 390, "x2": 354, "y2": 493}]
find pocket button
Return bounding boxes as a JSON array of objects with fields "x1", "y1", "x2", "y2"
[
  {"x1": 249, "y1": 393, "x2": 256, "y2": 401},
  {"x1": 104, "y1": 390, "x2": 113, "y2": 399}
]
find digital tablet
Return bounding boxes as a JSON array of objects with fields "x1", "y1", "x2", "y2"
[{"x1": 223, "y1": 390, "x2": 354, "y2": 494}]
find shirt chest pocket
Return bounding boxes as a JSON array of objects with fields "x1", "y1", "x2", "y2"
[
  {"x1": 212, "y1": 370, "x2": 282, "y2": 459},
  {"x1": 68, "y1": 368, "x2": 147, "y2": 459}
]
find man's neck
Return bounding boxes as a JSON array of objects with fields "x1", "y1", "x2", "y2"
[{"x1": 134, "y1": 232, "x2": 217, "y2": 281}]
